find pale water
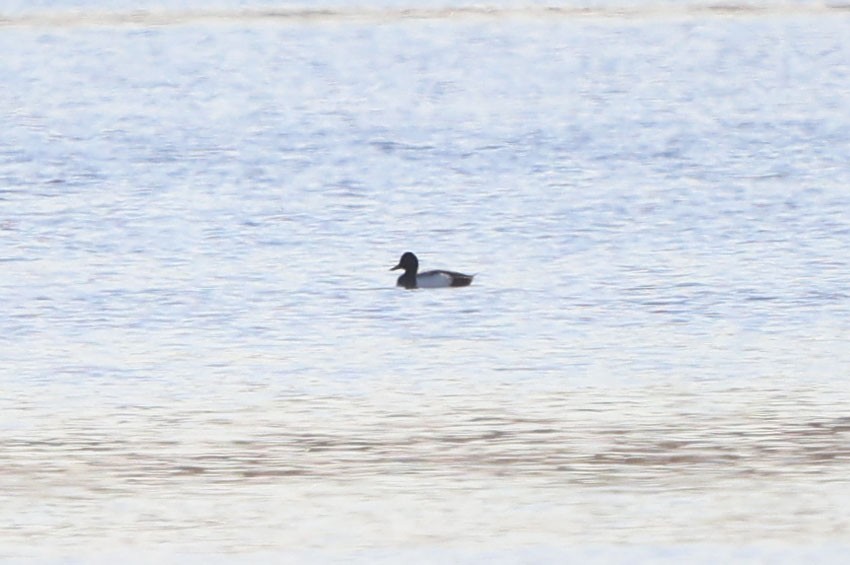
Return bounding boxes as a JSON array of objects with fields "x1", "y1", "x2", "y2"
[{"x1": 2, "y1": 2, "x2": 850, "y2": 562}]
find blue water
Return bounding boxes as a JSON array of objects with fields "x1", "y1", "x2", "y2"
[{"x1": 2, "y1": 3, "x2": 850, "y2": 562}]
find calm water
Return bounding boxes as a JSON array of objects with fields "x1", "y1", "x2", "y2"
[{"x1": 3, "y1": 2, "x2": 850, "y2": 562}]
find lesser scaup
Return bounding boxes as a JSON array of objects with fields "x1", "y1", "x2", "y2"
[{"x1": 390, "y1": 251, "x2": 474, "y2": 289}]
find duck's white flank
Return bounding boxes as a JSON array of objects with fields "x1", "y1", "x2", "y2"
[{"x1": 415, "y1": 271, "x2": 455, "y2": 288}]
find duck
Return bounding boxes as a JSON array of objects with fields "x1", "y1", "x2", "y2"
[{"x1": 390, "y1": 251, "x2": 474, "y2": 289}]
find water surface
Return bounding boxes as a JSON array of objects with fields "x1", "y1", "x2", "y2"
[{"x1": 2, "y1": 2, "x2": 850, "y2": 562}]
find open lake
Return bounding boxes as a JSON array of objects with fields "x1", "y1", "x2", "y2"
[{"x1": 2, "y1": 1, "x2": 850, "y2": 562}]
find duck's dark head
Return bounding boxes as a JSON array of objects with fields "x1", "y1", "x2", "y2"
[{"x1": 390, "y1": 251, "x2": 418, "y2": 273}]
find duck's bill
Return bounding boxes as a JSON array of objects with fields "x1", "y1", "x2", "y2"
[{"x1": 390, "y1": 264, "x2": 402, "y2": 271}]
